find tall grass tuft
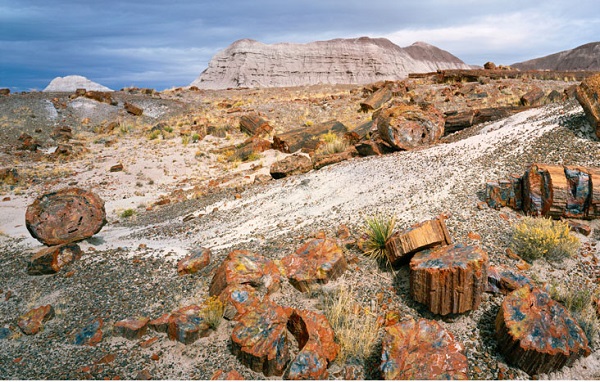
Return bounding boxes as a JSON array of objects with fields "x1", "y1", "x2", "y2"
[
  {"x1": 550, "y1": 281, "x2": 600, "y2": 346},
  {"x1": 363, "y1": 214, "x2": 396, "y2": 265},
  {"x1": 511, "y1": 217, "x2": 579, "y2": 262}
]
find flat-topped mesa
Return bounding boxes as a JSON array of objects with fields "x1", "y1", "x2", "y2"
[{"x1": 191, "y1": 37, "x2": 471, "y2": 89}]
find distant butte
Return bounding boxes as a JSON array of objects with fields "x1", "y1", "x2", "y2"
[
  {"x1": 512, "y1": 41, "x2": 600, "y2": 71},
  {"x1": 191, "y1": 37, "x2": 472, "y2": 89},
  {"x1": 43, "y1": 75, "x2": 113, "y2": 92}
]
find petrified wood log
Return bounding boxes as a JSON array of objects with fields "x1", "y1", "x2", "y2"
[
  {"x1": 177, "y1": 247, "x2": 211, "y2": 275},
  {"x1": 124, "y1": 102, "x2": 143, "y2": 116},
  {"x1": 360, "y1": 87, "x2": 392, "y2": 112},
  {"x1": 27, "y1": 243, "x2": 82, "y2": 275},
  {"x1": 575, "y1": 73, "x2": 600, "y2": 139},
  {"x1": 410, "y1": 243, "x2": 488, "y2": 315},
  {"x1": 113, "y1": 317, "x2": 149, "y2": 340},
  {"x1": 209, "y1": 250, "x2": 282, "y2": 297},
  {"x1": 312, "y1": 149, "x2": 354, "y2": 170},
  {"x1": 239, "y1": 113, "x2": 274, "y2": 137},
  {"x1": 485, "y1": 174, "x2": 523, "y2": 210},
  {"x1": 520, "y1": 87, "x2": 546, "y2": 106},
  {"x1": 444, "y1": 110, "x2": 474, "y2": 134},
  {"x1": 273, "y1": 120, "x2": 348, "y2": 153},
  {"x1": 495, "y1": 286, "x2": 591, "y2": 376},
  {"x1": 486, "y1": 265, "x2": 535, "y2": 295},
  {"x1": 26, "y1": 187, "x2": 107, "y2": 246},
  {"x1": 385, "y1": 215, "x2": 452, "y2": 266},
  {"x1": 380, "y1": 318, "x2": 468, "y2": 380},
  {"x1": 217, "y1": 284, "x2": 262, "y2": 321},
  {"x1": 231, "y1": 300, "x2": 292, "y2": 377},
  {"x1": 270, "y1": 153, "x2": 313, "y2": 179},
  {"x1": 168, "y1": 305, "x2": 210, "y2": 345},
  {"x1": 281, "y1": 237, "x2": 347, "y2": 292},
  {"x1": 17, "y1": 305, "x2": 55, "y2": 335},
  {"x1": 377, "y1": 104, "x2": 444, "y2": 150}
]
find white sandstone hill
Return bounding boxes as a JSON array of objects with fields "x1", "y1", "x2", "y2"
[
  {"x1": 191, "y1": 37, "x2": 472, "y2": 89},
  {"x1": 43, "y1": 75, "x2": 113, "y2": 92}
]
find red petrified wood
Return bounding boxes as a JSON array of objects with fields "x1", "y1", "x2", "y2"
[
  {"x1": 167, "y1": 305, "x2": 210, "y2": 345},
  {"x1": 113, "y1": 317, "x2": 150, "y2": 340},
  {"x1": 27, "y1": 243, "x2": 82, "y2": 275},
  {"x1": 25, "y1": 187, "x2": 107, "y2": 245},
  {"x1": 17, "y1": 305, "x2": 55, "y2": 335},
  {"x1": 380, "y1": 318, "x2": 468, "y2": 380},
  {"x1": 385, "y1": 215, "x2": 452, "y2": 265},
  {"x1": 177, "y1": 248, "x2": 211, "y2": 275},
  {"x1": 495, "y1": 285, "x2": 591, "y2": 376},
  {"x1": 281, "y1": 237, "x2": 347, "y2": 292},
  {"x1": 410, "y1": 243, "x2": 488, "y2": 315},
  {"x1": 376, "y1": 104, "x2": 445, "y2": 150}
]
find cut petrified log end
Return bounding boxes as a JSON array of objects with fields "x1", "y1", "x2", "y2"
[
  {"x1": 385, "y1": 215, "x2": 452, "y2": 265},
  {"x1": 495, "y1": 285, "x2": 591, "y2": 376},
  {"x1": 410, "y1": 243, "x2": 488, "y2": 315}
]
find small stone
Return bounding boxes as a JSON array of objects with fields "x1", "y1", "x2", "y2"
[
  {"x1": 17, "y1": 305, "x2": 55, "y2": 335},
  {"x1": 113, "y1": 317, "x2": 149, "y2": 340},
  {"x1": 138, "y1": 336, "x2": 159, "y2": 348},
  {"x1": 148, "y1": 313, "x2": 170, "y2": 333},
  {"x1": 167, "y1": 305, "x2": 210, "y2": 345},
  {"x1": 177, "y1": 248, "x2": 211, "y2": 275},
  {"x1": 150, "y1": 353, "x2": 160, "y2": 361},
  {"x1": 109, "y1": 163, "x2": 124, "y2": 172},
  {"x1": 211, "y1": 369, "x2": 245, "y2": 380},
  {"x1": 73, "y1": 318, "x2": 103, "y2": 346},
  {"x1": 96, "y1": 353, "x2": 116, "y2": 364},
  {"x1": 135, "y1": 369, "x2": 152, "y2": 380},
  {"x1": 568, "y1": 220, "x2": 592, "y2": 236},
  {"x1": 0, "y1": 327, "x2": 12, "y2": 340},
  {"x1": 124, "y1": 102, "x2": 143, "y2": 116},
  {"x1": 467, "y1": 231, "x2": 481, "y2": 241}
]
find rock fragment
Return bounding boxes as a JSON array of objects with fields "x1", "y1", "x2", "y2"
[
  {"x1": 113, "y1": 317, "x2": 149, "y2": 340},
  {"x1": 27, "y1": 243, "x2": 82, "y2": 275},
  {"x1": 17, "y1": 305, "x2": 55, "y2": 335},
  {"x1": 377, "y1": 104, "x2": 444, "y2": 150},
  {"x1": 270, "y1": 153, "x2": 313, "y2": 179},
  {"x1": 73, "y1": 318, "x2": 103, "y2": 346},
  {"x1": 575, "y1": 72, "x2": 600, "y2": 139},
  {"x1": 177, "y1": 248, "x2": 211, "y2": 275}
]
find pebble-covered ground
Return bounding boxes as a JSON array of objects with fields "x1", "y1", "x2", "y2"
[{"x1": 1, "y1": 96, "x2": 600, "y2": 379}]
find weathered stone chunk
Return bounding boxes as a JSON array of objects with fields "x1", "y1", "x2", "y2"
[
  {"x1": 73, "y1": 318, "x2": 103, "y2": 346},
  {"x1": 25, "y1": 187, "x2": 107, "y2": 246},
  {"x1": 148, "y1": 313, "x2": 171, "y2": 333},
  {"x1": 113, "y1": 317, "x2": 149, "y2": 340},
  {"x1": 485, "y1": 174, "x2": 522, "y2": 210},
  {"x1": 209, "y1": 250, "x2": 281, "y2": 297},
  {"x1": 486, "y1": 265, "x2": 535, "y2": 295},
  {"x1": 167, "y1": 305, "x2": 210, "y2": 345},
  {"x1": 360, "y1": 87, "x2": 392, "y2": 112},
  {"x1": 177, "y1": 248, "x2": 211, "y2": 275},
  {"x1": 17, "y1": 305, "x2": 55, "y2": 335},
  {"x1": 575, "y1": 73, "x2": 600, "y2": 139},
  {"x1": 270, "y1": 153, "x2": 313, "y2": 179},
  {"x1": 495, "y1": 286, "x2": 591, "y2": 376},
  {"x1": 217, "y1": 284, "x2": 261, "y2": 321},
  {"x1": 380, "y1": 318, "x2": 468, "y2": 380},
  {"x1": 410, "y1": 243, "x2": 488, "y2": 315},
  {"x1": 239, "y1": 113, "x2": 273, "y2": 137},
  {"x1": 385, "y1": 215, "x2": 452, "y2": 265},
  {"x1": 211, "y1": 369, "x2": 245, "y2": 380},
  {"x1": 231, "y1": 300, "x2": 291, "y2": 377},
  {"x1": 27, "y1": 243, "x2": 82, "y2": 275},
  {"x1": 124, "y1": 102, "x2": 143, "y2": 116},
  {"x1": 377, "y1": 104, "x2": 444, "y2": 150},
  {"x1": 282, "y1": 237, "x2": 347, "y2": 292}
]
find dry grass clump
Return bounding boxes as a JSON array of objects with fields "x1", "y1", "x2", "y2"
[
  {"x1": 316, "y1": 132, "x2": 348, "y2": 156},
  {"x1": 322, "y1": 286, "x2": 381, "y2": 364},
  {"x1": 550, "y1": 281, "x2": 600, "y2": 346},
  {"x1": 510, "y1": 217, "x2": 579, "y2": 262},
  {"x1": 362, "y1": 214, "x2": 396, "y2": 266},
  {"x1": 201, "y1": 296, "x2": 224, "y2": 330}
]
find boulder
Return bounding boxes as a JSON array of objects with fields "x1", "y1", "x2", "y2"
[
  {"x1": 73, "y1": 318, "x2": 103, "y2": 346},
  {"x1": 270, "y1": 154, "x2": 312, "y2": 179},
  {"x1": 27, "y1": 243, "x2": 82, "y2": 275},
  {"x1": 385, "y1": 215, "x2": 452, "y2": 265},
  {"x1": 495, "y1": 286, "x2": 591, "y2": 375},
  {"x1": 380, "y1": 318, "x2": 468, "y2": 380},
  {"x1": 25, "y1": 187, "x2": 107, "y2": 246},
  {"x1": 231, "y1": 300, "x2": 292, "y2": 377},
  {"x1": 17, "y1": 305, "x2": 55, "y2": 335},
  {"x1": 281, "y1": 237, "x2": 347, "y2": 292},
  {"x1": 239, "y1": 114, "x2": 273, "y2": 137},
  {"x1": 209, "y1": 250, "x2": 282, "y2": 297},
  {"x1": 124, "y1": 102, "x2": 143, "y2": 116},
  {"x1": 113, "y1": 317, "x2": 149, "y2": 340},
  {"x1": 167, "y1": 305, "x2": 210, "y2": 345},
  {"x1": 575, "y1": 73, "x2": 600, "y2": 139},
  {"x1": 177, "y1": 248, "x2": 211, "y2": 275},
  {"x1": 377, "y1": 104, "x2": 444, "y2": 150},
  {"x1": 410, "y1": 243, "x2": 488, "y2": 315}
]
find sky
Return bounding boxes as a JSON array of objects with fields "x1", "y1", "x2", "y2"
[{"x1": 1, "y1": 0, "x2": 599, "y2": 91}]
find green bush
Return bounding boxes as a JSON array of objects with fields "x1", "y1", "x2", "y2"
[
  {"x1": 362, "y1": 214, "x2": 396, "y2": 265},
  {"x1": 120, "y1": 208, "x2": 135, "y2": 218},
  {"x1": 510, "y1": 217, "x2": 579, "y2": 262}
]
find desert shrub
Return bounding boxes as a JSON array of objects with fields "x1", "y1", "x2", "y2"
[
  {"x1": 244, "y1": 152, "x2": 262, "y2": 162},
  {"x1": 163, "y1": 126, "x2": 174, "y2": 133},
  {"x1": 201, "y1": 296, "x2": 224, "y2": 330},
  {"x1": 322, "y1": 286, "x2": 381, "y2": 364},
  {"x1": 362, "y1": 214, "x2": 396, "y2": 265},
  {"x1": 510, "y1": 217, "x2": 579, "y2": 262},
  {"x1": 316, "y1": 134, "x2": 348, "y2": 156},
  {"x1": 191, "y1": 133, "x2": 200, "y2": 143},
  {"x1": 120, "y1": 208, "x2": 135, "y2": 218},
  {"x1": 147, "y1": 130, "x2": 160, "y2": 140},
  {"x1": 181, "y1": 134, "x2": 190, "y2": 146},
  {"x1": 550, "y1": 281, "x2": 600, "y2": 346}
]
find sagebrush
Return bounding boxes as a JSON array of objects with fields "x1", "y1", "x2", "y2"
[{"x1": 510, "y1": 217, "x2": 579, "y2": 262}]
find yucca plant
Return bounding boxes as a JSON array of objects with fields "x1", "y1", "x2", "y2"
[
  {"x1": 511, "y1": 217, "x2": 579, "y2": 262},
  {"x1": 363, "y1": 214, "x2": 396, "y2": 265}
]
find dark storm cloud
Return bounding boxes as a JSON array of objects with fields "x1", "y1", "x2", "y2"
[{"x1": 1, "y1": 0, "x2": 599, "y2": 91}]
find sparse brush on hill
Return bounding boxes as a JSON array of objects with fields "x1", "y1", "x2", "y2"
[
  {"x1": 510, "y1": 217, "x2": 579, "y2": 262},
  {"x1": 362, "y1": 214, "x2": 396, "y2": 266},
  {"x1": 321, "y1": 285, "x2": 381, "y2": 364},
  {"x1": 550, "y1": 280, "x2": 600, "y2": 346}
]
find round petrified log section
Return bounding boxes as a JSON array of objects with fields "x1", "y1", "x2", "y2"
[
  {"x1": 376, "y1": 103, "x2": 445, "y2": 150},
  {"x1": 380, "y1": 318, "x2": 468, "y2": 380},
  {"x1": 25, "y1": 187, "x2": 107, "y2": 246},
  {"x1": 410, "y1": 243, "x2": 488, "y2": 315},
  {"x1": 495, "y1": 285, "x2": 591, "y2": 376}
]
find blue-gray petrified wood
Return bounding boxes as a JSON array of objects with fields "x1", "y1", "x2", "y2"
[{"x1": 495, "y1": 285, "x2": 591, "y2": 376}]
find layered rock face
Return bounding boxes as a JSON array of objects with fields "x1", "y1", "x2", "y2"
[
  {"x1": 43, "y1": 75, "x2": 113, "y2": 92},
  {"x1": 512, "y1": 41, "x2": 600, "y2": 71},
  {"x1": 192, "y1": 37, "x2": 471, "y2": 89}
]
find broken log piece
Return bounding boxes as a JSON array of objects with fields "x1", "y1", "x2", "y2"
[
  {"x1": 281, "y1": 237, "x2": 347, "y2": 292},
  {"x1": 167, "y1": 305, "x2": 210, "y2": 345},
  {"x1": 113, "y1": 317, "x2": 149, "y2": 340},
  {"x1": 312, "y1": 149, "x2": 354, "y2": 170},
  {"x1": 410, "y1": 243, "x2": 488, "y2": 315},
  {"x1": 485, "y1": 174, "x2": 523, "y2": 210},
  {"x1": 585, "y1": 166, "x2": 600, "y2": 218},
  {"x1": 486, "y1": 265, "x2": 535, "y2": 295},
  {"x1": 385, "y1": 215, "x2": 452, "y2": 265},
  {"x1": 25, "y1": 187, "x2": 107, "y2": 246},
  {"x1": 444, "y1": 110, "x2": 475, "y2": 134},
  {"x1": 274, "y1": 120, "x2": 348, "y2": 153},
  {"x1": 124, "y1": 102, "x2": 143, "y2": 116},
  {"x1": 17, "y1": 305, "x2": 55, "y2": 335},
  {"x1": 360, "y1": 87, "x2": 392, "y2": 112},
  {"x1": 27, "y1": 243, "x2": 82, "y2": 275},
  {"x1": 380, "y1": 318, "x2": 468, "y2": 380},
  {"x1": 269, "y1": 153, "x2": 313, "y2": 179},
  {"x1": 564, "y1": 166, "x2": 592, "y2": 218},
  {"x1": 472, "y1": 106, "x2": 529, "y2": 125},
  {"x1": 377, "y1": 104, "x2": 445, "y2": 150},
  {"x1": 575, "y1": 73, "x2": 600, "y2": 139},
  {"x1": 522, "y1": 163, "x2": 555, "y2": 216},
  {"x1": 520, "y1": 87, "x2": 546, "y2": 106},
  {"x1": 230, "y1": 300, "x2": 292, "y2": 377},
  {"x1": 239, "y1": 114, "x2": 273, "y2": 137},
  {"x1": 495, "y1": 286, "x2": 591, "y2": 376}
]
